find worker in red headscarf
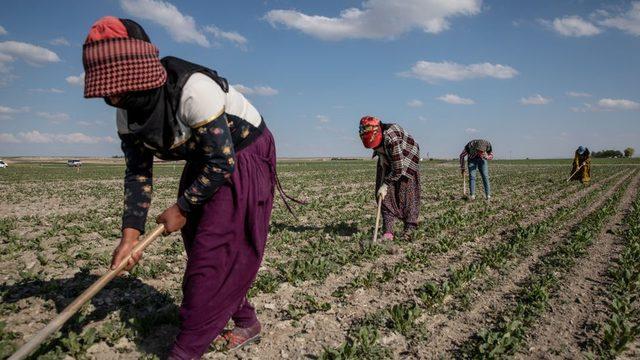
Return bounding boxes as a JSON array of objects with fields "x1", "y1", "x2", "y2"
[{"x1": 359, "y1": 116, "x2": 421, "y2": 241}]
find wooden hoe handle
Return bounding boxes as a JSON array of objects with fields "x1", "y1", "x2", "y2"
[
  {"x1": 372, "y1": 196, "x2": 383, "y2": 244},
  {"x1": 566, "y1": 163, "x2": 586, "y2": 182},
  {"x1": 9, "y1": 224, "x2": 165, "y2": 360},
  {"x1": 462, "y1": 172, "x2": 467, "y2": 195}
]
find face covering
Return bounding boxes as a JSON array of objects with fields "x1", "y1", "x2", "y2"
[{"x1": 105, "y1": 87, "x2": 175, "y2": 151}]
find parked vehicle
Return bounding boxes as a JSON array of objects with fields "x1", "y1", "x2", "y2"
[
  {"x1": 67, "y1": 160, "x2": 82, "y2": 167},
  {"x1": 0, "y1": 160, "x2": 7, "y2": 168}
]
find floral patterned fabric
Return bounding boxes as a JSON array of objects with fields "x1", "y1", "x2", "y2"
[
  {"x1": 373, "y1": 123, "x2": 421, "y2": 234},
  {"x1": 120, "y1": 112, "x2": 259, "y2": 233}
]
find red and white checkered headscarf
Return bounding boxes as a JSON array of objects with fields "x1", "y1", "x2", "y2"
[{"x1": 83, "y1": 16, "x2": 166, "y2": 98}]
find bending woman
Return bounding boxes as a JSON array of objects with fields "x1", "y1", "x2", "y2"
[
  {"x1": 359, "y1": 116, "x2": 421, "y2": 241},
  {"x1": 570, "y1": 146, "x2": 591, "y2": 184},
  {"x1": 82, "y1": 17, "x2": 274, "y2": 359}
]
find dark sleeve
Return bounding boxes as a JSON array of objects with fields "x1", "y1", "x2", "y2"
[
  {"x1": 459, "y1": 149, "x2": 468, "y2": 168},
  {"x1": 176, "y1": 113, "x2": 236, "y2": 212},
  {"x1": 120, "y1": 134, "x2": 154, "y2": 234}
]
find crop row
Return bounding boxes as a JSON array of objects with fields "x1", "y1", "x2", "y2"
[
  {"x1": 318, "y1": 170, "x2": 629, "y2": 359},
  {"x1": 328, "y1": 170, "x2": 609, "y2": 300},
  {"x1": 317, "y1": 169, "x2": 620, "y2": 314},
  {"x1": 592, "y1": 186, "x2": 640, "y2": 358},
  {"x1": 460, "y1": 172, "x2": 634, "y2": 358},
  {"x1": 250, "y1": 166, "x2": 593, "y2": 300}
]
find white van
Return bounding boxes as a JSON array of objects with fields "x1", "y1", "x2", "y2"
[
  {"x1": 0, "y1": 160, "x2": 7, "y2": 168},
  {"x1": 67, "y1": 159, "x2": 82, "y2": 167}
]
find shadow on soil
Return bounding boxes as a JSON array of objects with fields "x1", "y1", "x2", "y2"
[
  {"x1": 1, "y1": 269, "x2": 179, "y2": 358},
  {"x1": 271, "y1": 221, "x2": 360, "y2": 237}
]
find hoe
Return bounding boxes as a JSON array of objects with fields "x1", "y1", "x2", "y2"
[
  {"x1": 566, "y1": 162, "x2": 586, "y2": 182},
  {"x1": 9, "y1": 224, "x2": 166, "y2": 360},
  {"x1": 462, "y1": 172, "x2": 467, "y2": 198},
  {"x1": 371, "y1": 195, "x2": 383, "y2": 244}
]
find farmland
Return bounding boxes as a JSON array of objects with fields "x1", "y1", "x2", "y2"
[{"x1": 1, "y1": 159, "x2": 640, "y2": 359}]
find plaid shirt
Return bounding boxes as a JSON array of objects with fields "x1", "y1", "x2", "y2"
[
  {"x1": 459, "y1": 139, "x2": 493, "y2": 169},
  {"x1": 375, "y1": 124, "x2": 420, "y2": 185}
]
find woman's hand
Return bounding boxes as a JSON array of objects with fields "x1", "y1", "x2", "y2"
[
  {"x1": 377, "y1": 184, "x2": 388, "y2": 200},
  {"x1": 111, "y1": 228, "x2": 142, "y2": 274},
  {"x1": 156, "y1": 203, "x2": 187, "y2": 234}
]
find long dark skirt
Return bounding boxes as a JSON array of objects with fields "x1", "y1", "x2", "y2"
[
  {"x1": 381, "y1": 175, "x2": 421, "y2": 233},
  {"x1": 170, "y1": 128, "x2": 276, "y2": 359}
]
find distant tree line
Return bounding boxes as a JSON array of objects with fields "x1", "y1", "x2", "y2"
[{"x1": 592, "y1": 147, "x2": 635, "y2": 158}]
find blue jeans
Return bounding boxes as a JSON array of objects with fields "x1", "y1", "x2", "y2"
[{"x1": 468, "y1": 157, "x2": 490, "y2": 197}]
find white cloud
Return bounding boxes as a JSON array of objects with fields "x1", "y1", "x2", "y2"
[
  {"x1": 49, "y1": 37, "x2": 71, "y2": 46},
  {"x1": 36, "y1": 112, "x2": 70, "y2": 122},
  {"x1": 541, "y1": 16, "x2": 601, "y2": 37},
  {"x1": 316, "y1": 115, "x2": 330, "y2": 123},
  {"x1": 598, "y1": 98, "x2": 640, "y2": 110},
  {"x1": 407, "y1": 99, "x2": 423, "y2": 107},
  {"x1": 0, "y1": 25, "x2": 7, "y2": 36},
  {"x1": 0, "y1": 105, "x2": 29, "y2": 119},
  {"x1": 399, "y1": 60, "x2": 518, "y2": 83},
  {"x1": 0, "y1": 105, "x2": 29, "y2": 114},
  {"x1": 77, "y1": 120, "x2": 106, "y2": 127},
  {"x1": 520, "y1": 94, "x2": 551, "y2": 105},
  {"x1": 203, "y1": 25, "x2": 248, "y2": 49},
  {"x1": 0, "y1": 41, "x2": 60, "y2": 65},
  {"x1": 437, "y1": 93, "x2": 475, "y2": 105},
  {"x1": 598, "y1": 2, "x2": 640, "y2": 36},
  {"x1": 265, "y1": 0, "x2": 482, "y2": 41},
  {"x1": 465, "y1": 128, "x2": 479, "y2": 134},
  {"x1": 571, "y1": 102, "x2": 603, "y2": 113},
  {"x1": 120, "y1": 0, "x2": 210, "y2": 47},
  {"x1": 566, "y1": 91, "x2": 591, "y2": 98},
  {"x1": 29, "y1": 88, "x2": 64, "y2": 94},
  {"x1": 3, "y1": 130, "x2": 116, "y2": 144},
  {"x1": 66, "y1": 72, "x2": 85, "y2": 86},
  {"x1": 232, "y1": 84, "x2": 279, "y2": 96},
  {"x1": 0, "y1": 133, "x2": 19, "y2": 143},
  {"x1": 251, "y1": 87, "x2": 279, "y2": 96}
]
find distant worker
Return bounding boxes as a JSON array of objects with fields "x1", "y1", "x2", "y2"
[
  {"x1": 569, "y1": 146, "x2": 591, "y2": 184},
  {"x1": 460, "y1": 139, "x2": 494, "y2": 200},
  {"x1": 359, "y1": 116, "x2": 421, "y2": 241}
]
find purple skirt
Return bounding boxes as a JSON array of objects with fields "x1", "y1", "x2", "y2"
[{"x1": 171, "y1": 127, "x2": 276, "y2": 359}]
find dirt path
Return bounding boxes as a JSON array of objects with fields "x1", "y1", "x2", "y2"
[
  {"x1": 216, "y1": 172, "x2": 624, "y2": 359},
  {"x1": 517, "y1": 170, "x2": 640, "y2": 359},
  {"x1": 411, "y1": 170, "x2": 635, "y2": 358}
]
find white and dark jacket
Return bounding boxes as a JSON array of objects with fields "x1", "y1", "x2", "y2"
[{"x1": 118, "y1": 57, "x2": 265, "y2": 233}]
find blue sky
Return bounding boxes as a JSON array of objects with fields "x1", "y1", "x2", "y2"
[{"x1": 0, "y1": 0, "x2": 638, "y2": 158}]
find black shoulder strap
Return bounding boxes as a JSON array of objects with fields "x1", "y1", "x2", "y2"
[{"x1": 161, "y1": 56, "x2": 229, "y2": 114}]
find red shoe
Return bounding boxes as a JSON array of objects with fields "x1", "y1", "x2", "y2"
[{"x1": 214, "y1": 322, "x2": 262, "y2": 351}]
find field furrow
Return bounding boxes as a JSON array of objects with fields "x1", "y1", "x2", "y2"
[
  {"x1": 253, "y1": 170, "x2": 626, "y2": 359},
  {"x1": 517, "y1": 171, "x2": 640, "y2": 358},
  {"x1": 1, "y1": 160, "x2": 638, "y2": 360},
  {"x1": 456, "y1": 171, "x2": 637, "y2": 359}
]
